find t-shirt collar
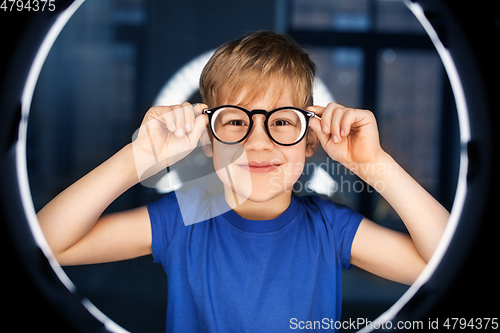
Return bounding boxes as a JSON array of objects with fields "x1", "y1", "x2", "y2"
[{"x1": 216, "y1": 195, "x2": 300, "y2": 233}]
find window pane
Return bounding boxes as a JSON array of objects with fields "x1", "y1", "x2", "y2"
[
  {"x1": 375, "y1": 0, "x2": 427, "y2": 34},
  {"x1": 299, "y1": 46, "x2": 364, "y2": 213},
  {"x1": 307, "y1": 47, "x2": 364, "y2": 107},
  {"x1": 377, "y1": 49, "x2": 444, "y2": 194},
  {"x1": 291, "y1": 0, "x2": 370, "y2": 31}
]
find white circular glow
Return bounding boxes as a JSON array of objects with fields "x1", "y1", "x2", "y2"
[
  {"x1": 16, "y1": 0, "x2": 129, "y2": 332},
  {"x1": 14, "y1": 1, "x2": 471, "y2": 332}
]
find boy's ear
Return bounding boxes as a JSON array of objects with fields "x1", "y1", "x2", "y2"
[
  {"x1": 201, "y1": 129, "x2": 213, "y2": 157},
  {"x1": 305, "y1": 129, "x2": 319, "y2": 158}
]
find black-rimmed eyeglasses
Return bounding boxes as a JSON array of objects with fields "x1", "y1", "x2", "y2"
[{"x1": 203, "y1": 105, "x2": 320, "y2": 146}]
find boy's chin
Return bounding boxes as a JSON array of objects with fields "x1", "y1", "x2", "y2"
[
  {"x1": 234, "y1": 186, "x2": 291, "y2": 205},
  {"x1": 221, "y1": 173, "x2": 296, "y2": 207},
  {"x1": 247, "y1": 190, "x2": 285, "y2": 203},
  {"x1": 245, "y1": 176, "x2": 296, "y2": 202}
]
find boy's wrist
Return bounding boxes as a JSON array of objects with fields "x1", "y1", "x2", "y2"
[
  {"x1": 113, "y1": 143, "x2": 141, "y2": 188},
  {"x1": 344, "y1": 152, "x2": 398, "y2": 187}
]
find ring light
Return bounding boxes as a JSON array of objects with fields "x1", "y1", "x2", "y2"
[{"x1": 14, "y1": 1, "x2": 129, "y2": 332}]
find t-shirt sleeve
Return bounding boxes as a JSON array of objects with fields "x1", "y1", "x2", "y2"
[
  {"x1": 147, "y1": 192, "x2": 183, "y2": 265},
  {"x1": 313, "y1": 197, "x2": 363, "y2": 270}
]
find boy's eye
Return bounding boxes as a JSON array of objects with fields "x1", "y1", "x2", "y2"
[
  {"x1": 226, "y1": 119, "x2": 247, "y2": 126},
  {"x1": 271, "y1": 119, "x2": 292, "y2": 126}
]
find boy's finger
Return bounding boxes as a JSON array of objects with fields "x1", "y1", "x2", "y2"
[
  {"x1": 339, "y1": 108, "x2": 357, "y2": 137},
  {"x1": 329, "y1": 106, "x2": 347, "y2": 143},
  {"x1": 307, "y1": 105, "x2": 325, "y2": 116},
  {"x1": 188, "y1": 114, "x2": 209, "y2": 144},
  {"x1": 159, "y1": 107, "x2": 176, "y2": 133},
  {"x1": 193, "y1": 103, "x2": 209, "y2": 116},
  {"x1": 318, "y1": 103, "x2": 336, "y2": 135},
  {"x1": 145, "y1": 106, "x2": 176, "y2": 136},
  {"x1": 181, "y1": 102, "x2": 196, "y2": 133},
  {"x1": 308, "y1": 117, "x2": 329, "y2": 147},
  {"x1": 172, "y1": 105, "x2": 186, "y2": 137}
]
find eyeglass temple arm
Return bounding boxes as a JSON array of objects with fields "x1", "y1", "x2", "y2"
[{"x1": 308, "y1": 111, "x2": 321, "y2": 120}]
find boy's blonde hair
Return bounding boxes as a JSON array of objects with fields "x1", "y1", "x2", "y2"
[{"x1": 200, "y1": 31, "x2": 316, "y2": 109}]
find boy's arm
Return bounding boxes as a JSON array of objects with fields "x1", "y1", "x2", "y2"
[
  {"x1": 308, "y1": 103, "x2": 449, "y2": 285},
  {"x1": 352, "y1": 153, "x2": 449, "y2": 263},
  {"x1": 37, "y1": 103, "x2": 208, "y2": 266},
  {"x1": 37, "y1": 143, "x2": 152, "y2": 265},
  {"x1": 348, "y1": 153, "x2": 447, "y2": 285}
]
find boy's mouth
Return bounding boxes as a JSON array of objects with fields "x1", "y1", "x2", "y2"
[{"x1": 237, "y1": 161, "x2": 282, "y2": 173}]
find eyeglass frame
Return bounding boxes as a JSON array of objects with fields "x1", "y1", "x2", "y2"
[{"x1": 203, "y1": 105, "x2": 321, "y2": 146}]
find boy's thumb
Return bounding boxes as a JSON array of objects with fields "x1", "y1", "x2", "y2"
[
  {"x1": 189, "y1": 113, "x2": 209, "y2": 142},
  {"x1": 193, "y1": 103, "x2": 209, "y2": 115}
]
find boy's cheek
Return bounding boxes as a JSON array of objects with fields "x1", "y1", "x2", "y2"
[
  {"x1": 212, "y1": 142, "x2": 247, "y2": 169},
  {"x1": 215, "y1": 164, "x2": 253, "y2": 198},
  {"x1": 281, "y1": 162, "x2": 305, "y2": 178},
  {"x1": 268, "y1": 163, "x2": 305, "y2": 189}
]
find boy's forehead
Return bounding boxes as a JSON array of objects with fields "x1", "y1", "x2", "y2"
[{"x1": 225, "y1": 82, "x2": 297, "y2": 110}]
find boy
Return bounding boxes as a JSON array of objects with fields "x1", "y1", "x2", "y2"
[{"x1": 37, "y1": 31, "x2": 449, "y2": 332}]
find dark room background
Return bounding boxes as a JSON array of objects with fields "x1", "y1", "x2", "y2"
[{"x1": 26, "y1": 0, "x2": 460, "y2": 332}]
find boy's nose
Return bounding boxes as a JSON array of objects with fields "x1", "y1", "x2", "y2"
[{"x1": 244, "y1": 116, "x2": 274, "y2": 151}]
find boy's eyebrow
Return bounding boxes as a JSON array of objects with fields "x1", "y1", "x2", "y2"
[{"x1": 233, "y1": 104, "x2": 299, "y2": 111}]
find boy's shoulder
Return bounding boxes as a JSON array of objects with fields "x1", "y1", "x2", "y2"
[
  {"x1": 294, "y1": 194, "x2": 363, "y2": 226},
  {"x1": 294, "y1": 193, "x2": 352, "y2": 211}
]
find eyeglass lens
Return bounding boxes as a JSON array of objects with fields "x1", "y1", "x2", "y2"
[{"x1": 211, "y1": 107, "x2": 307, "y2": 145}]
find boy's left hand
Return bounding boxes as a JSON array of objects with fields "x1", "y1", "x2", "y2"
[{"x1": 308, "y1": 103, "x2": 386, "y2": 172}]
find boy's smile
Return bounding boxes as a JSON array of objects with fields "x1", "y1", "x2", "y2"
[{"x1": 236, "y1": 160, "x2": 283, "y2": 173}]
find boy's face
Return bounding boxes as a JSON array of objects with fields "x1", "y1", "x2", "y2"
[{"x1": 211, "y1": 84, "x2": 317, "y2": 205}]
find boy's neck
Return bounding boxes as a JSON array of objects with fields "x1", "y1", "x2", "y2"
[{"x1": 224, "y1": 189, "x2": 292, "y2": 221}]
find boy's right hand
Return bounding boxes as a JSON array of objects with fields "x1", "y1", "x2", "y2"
[{"x1": 132, "y1": 102, "x2": 209, "y2": 181}]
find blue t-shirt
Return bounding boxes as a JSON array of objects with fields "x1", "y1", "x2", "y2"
[{"x1": 148, "y1": 187, "x2": 363, "y2": 332}]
